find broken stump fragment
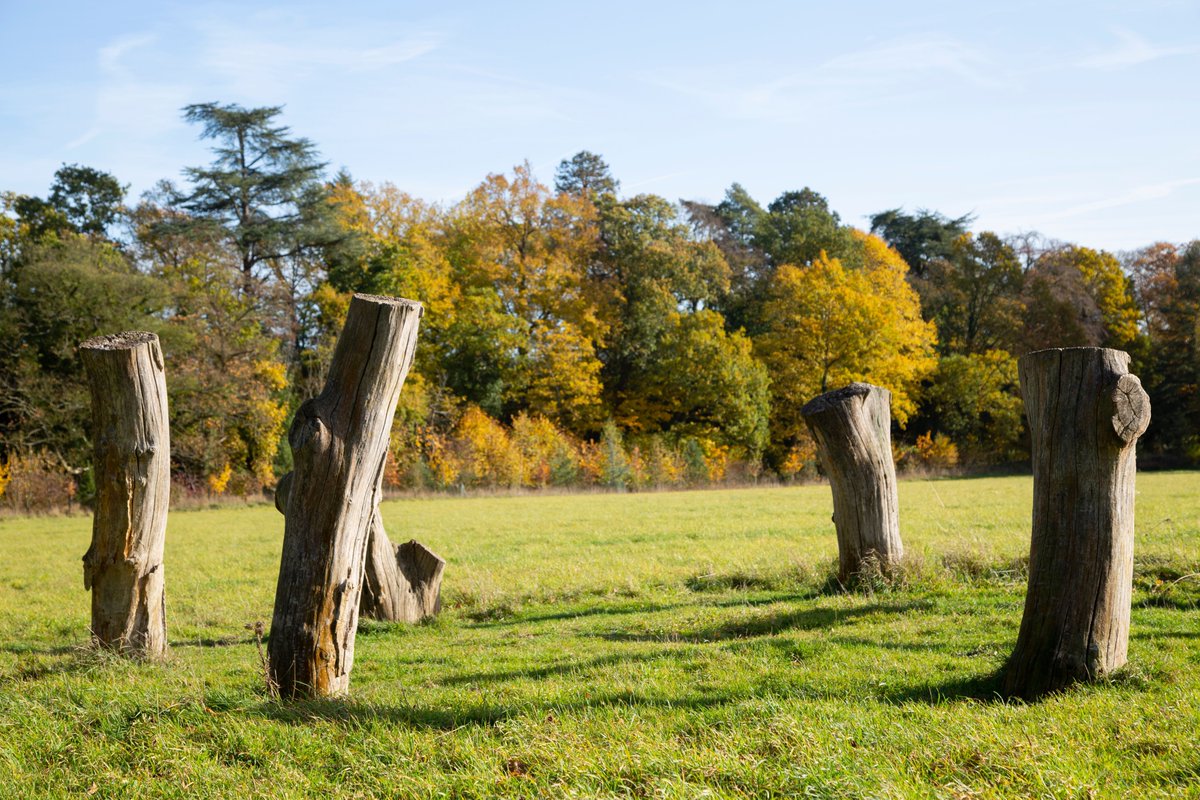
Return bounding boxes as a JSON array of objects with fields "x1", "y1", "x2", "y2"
[
  {"x1": 361, "y1": 511, "x2": 444, "y2": 623},
  {"x1": 801, "y1": 382, "x2": 903, "y2": 582},
  {"x1": 80, "y1": 331, "x2": 170, "y2": 657}
]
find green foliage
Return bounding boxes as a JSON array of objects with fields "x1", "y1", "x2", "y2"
[
  {"x1": 554, "y1": 150, "x2": 619, "y2": 197},
  {"x1": 924, "y1": 350, "x2": 1025, "y2": 464},
  {"x1": 598, "y1": 420, "x2": 630, "y2": 489},
  {"x1": 869, "y1": 207, "x2": 974, "y2": 278},
  {"x1": 47, "y1": 163, "x2": 126, "y2": 237},
  {"x1": 0, "y1": 233, "x2": 164, "y2": 482}
]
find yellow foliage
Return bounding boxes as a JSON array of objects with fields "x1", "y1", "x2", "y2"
[
  {"x1": 454, "y1": 406, "x2": 524, "y2": 487},
  {"x1": 757, "y1": 230, "x2": 937, "y2": 459},
  {"x1": 0, "y1": 457, "x2": 10, "y2": 499},
  {"x1": 914, "y1": 431, "x2": 959, "y2": 469},
  {"x1": 700, "y1": 439, "x2": 730, "y2": 482},
  {"x1": 206, "y1": 462, "x2": 233, "y2": 495}
]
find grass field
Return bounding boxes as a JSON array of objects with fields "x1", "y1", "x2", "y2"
[{"x1": 1, "y1": 473, "x2": 1198, "y2": 798}]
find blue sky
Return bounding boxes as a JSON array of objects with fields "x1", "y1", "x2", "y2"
[{"x1": 2, "y1": 1, "x2": 1198, "y2": 251}]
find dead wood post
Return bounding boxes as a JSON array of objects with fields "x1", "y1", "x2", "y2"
[
  {"x1": 268, "y1": 294, "x2": 422, "y2": 698},
  {"x1": 79, "y1": 331, "x2": 170, "y2": 657},
  {"x1": 1002, "y1": 347, "x2": 1150, "y2": 699},
  {"x1": 801, "y1": 382, "x2": 902, "y2": 582}
]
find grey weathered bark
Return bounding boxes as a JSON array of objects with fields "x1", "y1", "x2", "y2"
[
  {"x1": 268, "y1": 294, "x2": 422, "y2": 698},
  {"x1": 360, "y1": 511, "x2": 445, "y2": 623},
  {"x1": 1002, "y1": 347, "x2": 1150, "y2": 699},
  {"x1": 801, "y1": 382, "x2": 902, "y2": 582},
  {"x1": 79, "y1": 331, "x2": 170, "y2": 657}
]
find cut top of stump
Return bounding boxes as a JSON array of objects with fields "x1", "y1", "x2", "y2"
[
  {"x1": 352, "y1": 293, "x2": 424, "y2": 318},
  {"x1": 80, "y1": 331, "x2": 159, "y2": 351},
  {"x1": 801, "y1": 382, "x2": 886, "y2": 417}
]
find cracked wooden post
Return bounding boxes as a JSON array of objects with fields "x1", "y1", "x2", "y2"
[
  {"x1": 80, "y1": 331, "x2": 170, "y2": 657},
  {"x1": 1002, "y1": 347, "x2": 1150, "y2": 699},
  {"x1": 268, "y1": 294, "x2": 421, "y2": 698},
  {"x1": 801, "y1": 382, "x2": 902, "y2": 582}
]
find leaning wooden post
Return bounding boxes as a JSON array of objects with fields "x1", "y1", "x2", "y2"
[
  {"x1": 79, "y1": 331, "x2": 170, "y2": 657},
  {"x1": 268, "y1": 294, "x2": 421, "y2": 698},
  {"x1": 1002, "y1": 347, "x2": 1150, "y2": 699},
  {"x1": 801, "y1": 382, "x2": 902, "y2": 582}
]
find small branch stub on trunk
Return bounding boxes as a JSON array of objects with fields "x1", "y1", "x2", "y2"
[
  {"x1": 1002, "y1": 347, "x2": 1150, "y2": 699},
  {"x1": 80, "y1": 331, "x2": 170, "y2": 657},
  {"x1": 801, "y1": 382, "x2": 903, "y2": 582},
  {"x1": 268, "y1": 294, "x2": 422, "y2": 698}
]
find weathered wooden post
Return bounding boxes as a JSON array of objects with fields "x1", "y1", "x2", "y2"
[
  {"x1": 79, "y1": 331, "x2": 170, "y2": 657},
  {"x1": 360, "y1": 511, "x2": 445, "y2": 623},
  {"x1": 268, "y1": 294, "x2": 421, "y2": 698},
  {"x1": 1002, "y1": 347, "x2": 1150, "y2": 699},
  {"x1": 801, "y1": 382, "x2": 902, "y2": 582}
]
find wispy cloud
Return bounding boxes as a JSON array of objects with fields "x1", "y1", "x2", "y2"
[
  {"x1": 1045, "y1": 177, "x2": 1200, "y2": 221},
  {"x1": 649, "y1": 33, "x2": 1007, "y2": 119},
  {"x1": 194, "y1": 12, "x2": 442, "y2": 98},
  {"x1": 1077, "y1": 27, "x2": 1197, "y2": 70}
]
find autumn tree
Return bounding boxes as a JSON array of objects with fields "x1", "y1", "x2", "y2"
[
  {"x1": 1126, "y1": 241, "x2": 1200, "y2": 459},
  {"x1": 448, "y1": 163, "x2": 604, "y2": 432},
  {"x1": 756, "y1": 231, "x2": 936, "y2": 463},
  {"x1": 1021, "y1": 245, "x2": 1140, "y2": 353},
  {"x1": 922, "y1": 232, "x2": 1025, "y2": 355}
]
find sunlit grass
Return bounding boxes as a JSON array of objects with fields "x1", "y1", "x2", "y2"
[{"x1": 0, "y1": 473, "x2": 1197, "y2": 798}]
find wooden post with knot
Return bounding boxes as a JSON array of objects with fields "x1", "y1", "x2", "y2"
[
  {"x1": 801, "y1": 382, "x2": 903, "y2": 582},
  {"x1": 268, "y1": 294, "x2": 422, "y2": 698},
  {"x1": 1002, "y1": 347, "x2": 1151, "y2": 699},
  {"x1": 79, "y1": 331, "x2": 170, "y2": 658}
]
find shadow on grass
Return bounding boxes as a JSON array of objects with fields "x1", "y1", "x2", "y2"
[
  {"x1": 594, "y1": 600, "x2": 931, "y2": 643},
  {"x1": 253, "y1": 686, "x2": 738, "y2": 731},
  {"x1": 170, "y1": 636, "x2": 256, "y2": 649},
  {"x1": 879, "y1": 672, "x2": 1006, "y2": 705},
  {"x1": 436, "y1": 649, "x2": 689, "y2": 687},
  {"x1": 463, "y1": 601, "x2": 688, "y2": 629}
]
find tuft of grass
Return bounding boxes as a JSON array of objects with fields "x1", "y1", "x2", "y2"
[{"x1": 0, "y1": 473, "x2": 1197, "y2": 797}]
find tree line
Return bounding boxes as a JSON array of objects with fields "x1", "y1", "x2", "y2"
[{"x1": 1, "y1": 102, "x2": 1197, "y2": 510}]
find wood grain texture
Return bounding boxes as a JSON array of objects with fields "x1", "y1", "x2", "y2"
[
  {"x1": 268, "y1": 294, "x2": 422, "y2": 698},
  {"x1": 1002, "y1": 347, "x2": 1150, "y2": 699},
  {"x1": 801, "y1": 382, "x2": 903, "y2": 581},
  {"x1": 79, "y1": 331, "x2": 170, "y2": 657}
]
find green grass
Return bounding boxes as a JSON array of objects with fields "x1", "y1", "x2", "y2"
[{"x1": 1, "y1": 473, "x2": 1198, "y2": 798}]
